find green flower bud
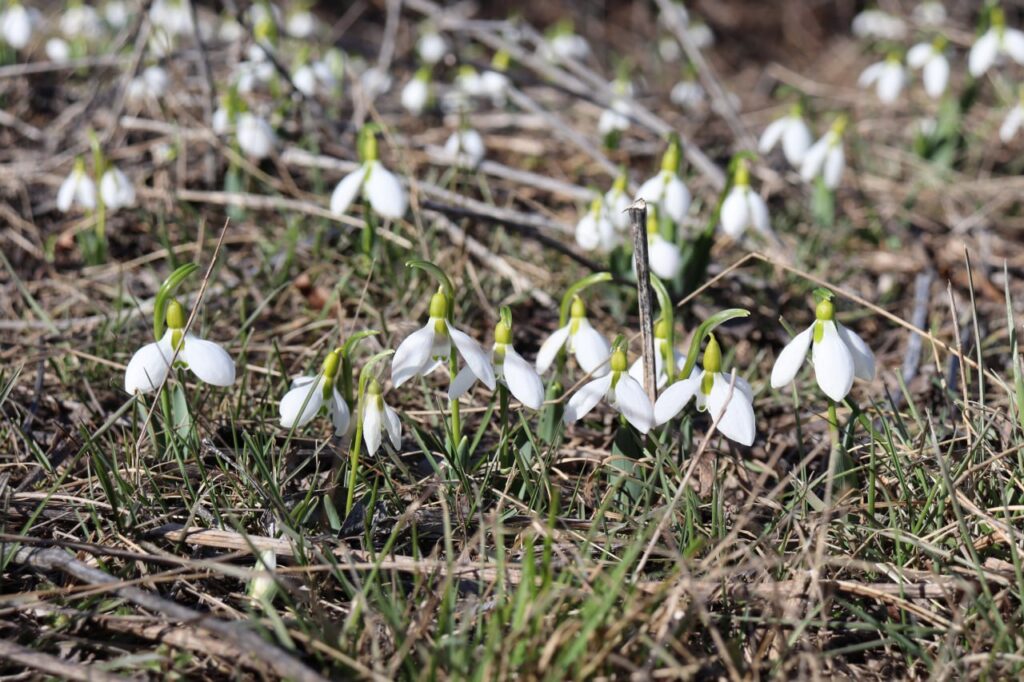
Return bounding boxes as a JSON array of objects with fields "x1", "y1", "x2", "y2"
[
  {"x1": 660, "y1": 136, "x2": 681, "y2": 174},
  {"x1": 612, "y1": 171, "x2": 628, "y2": 194},
  {"x1": 570, "y1": 295, "x2": 586, "y2": 319},
  {"x1": 654, "y1": 318, "x2": 670, "y2": 339},
  {"x1": 429, "y1": 290, "x2": 449, "y2": 319},
  {"x1": 831, "y1": 114, "x2": 848, "y2": 138},
  {"x1": 993, "y1": 7, "x2": 1006, "y2": 31},
  {"x1": 815, "y1": 298, "x2": 835, "y2": 322},
  {"x1": 166, "y1": 300, "x2": 186, "y2": 330},
  {"x1": 932, "y1": 35, "x2": 947, "y2": 52},
  {"x1": 494, "y1": 319, "x2": 512, "y2": 345},
  {"x1": 703, "y1": 334, "x2": 722, "y2": 374},
  {"x1": 610, "y1": 349, "x2": 628, "y2": 373},
  {"x1": 359, "y1": 127, "x2": 379, "y2": 163},
  {"x1": 492, "y1": 49, "x2": 510, "y2": 72},
  {"x1": 322, "y1": 350, "x2": 340, "y2": 379},
  {"x1": 734, "y1": 159, "x2": 750, "y2": 188}
]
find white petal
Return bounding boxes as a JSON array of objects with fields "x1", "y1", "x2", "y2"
[
  {"x1": 1001, "y1": 106, "x2": 1024, "y2": 143},
  {"x1": 653, "y1": 370, "x2": 700, "y2": 425},
  {"x1": 448, "y1": 363, "x2": 478, "y2": 400},
  {"x1": 1005, "y1": 29, "x2": 1024, "y2": 65},
  {"x1": 836, "y1": 322, "x2": 876, "y2": 382},
  {"x1": 447, "y1": 322, "x2": 496, "y2": 390},
  {"x1": 613, "y1": 374, "x2": 654, "y2": 433},
  {"x1": 535, "y1": 325, "x2": 570, "y2": 374},
  {"x1": 75, "y1": 175, "x2": 96, "y2": 210},
  {"x1": 770, "y1": 326, "x2": 813, "y2": 389},
  {"x1": 812, "y1": 322, "x2": 855, "y2": 402},
  {"x1": 330, "y1": 389, "x2": 351, "y2": 434},
  {"x1": 823, "y1": 146, "x2": 845, "y2": 189},
  {"x1": 571, "y1": 321, "x2": 612, "y2": 377},
  {"x1": 391, "y1": 324, "x2": 436, "y2": 387},
  {"x1": 401, "y1": 78, "x2": 429, "y2": 114},
  {"x1": 858, "y1": 62, "x2": 884, "y2": 88},
  {"x1": 329, "y1": 168, "x2": 366, "y2": 216},
  {"x1": 181, "y1": 334, "x2": 236, "y2": 386},
  {"x1": 969, "y1": 31, "x2": 999, "y2": 77},
  {"x1": 124, "y1": 339, "x2": 172, "y2": 394},
  {"x1": 290, "y1": 375, "x2": 316, "y2": 388},
  {"x1": 362, "y1": 403, "x2": 383, "y2": 455},
  {"x1": 279, "y1": 380, "x2": 326, "y2": 428},
  {"x1": 719, "y1": 187, "x2": 749, "y2": 238},
  {"x1": 575, "y1": 213, "x2": 600, "y2": 251},
  {"x1": 364, "y1": 161, "x2": 407, "y2": 219},
  {"x1": 383, "y1": 404, "x2": 402, "y2": 449},
  {"x1": 923, "y1": 55, "x2": 949, "y2": 99},
  {"x1": 563, "y1": 375, "x2": 613, "y2": 424},
  {"x1": 781, "y1": 118, "x2": 812, "y2": 166},
  {"x1": 799, "y1": 138, "x2": 829, "y2": 183},
  {"x1": 648, "y1": 236, "x2": 681, "y2": 280},
  {"x1": 636, "y1": 173, "x2": 666, "y2": 204},
  {"x1": 758, "y1": 117, "x2": 788, "y2": 154},
  {"x1": 57, "y1": 173, "x2": 77, "y2": 213},
  {"x1": 747, "y1": 192, "x2": 771, "y2": 235},
  {"x1": 906, "y1": 43, "x2": 933, "y2": 69},
  {"x1": 708, "y1": 373, "x2": 756, "y2": 446},
  {"x1": 661, "y1": 175, "x2": 691, "y2": 223},
  {"x1": 502, "y1": 347, "x2": 545, "y2": 410},
  {"x1": 876, "y1": 64, "x2": 904, "y2": 104}
]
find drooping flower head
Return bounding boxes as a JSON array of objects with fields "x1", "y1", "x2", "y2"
[
  {"x1": 759, "y1": 102, "x2": 812, "y2": 168},
  {"x1": 330, "y1": 125, "x2": 408, "y2": 220},
  {"x1": 637, "y1": 135, "x2": 691, "y2": 224},
  {"x1": 536, "y1": 294, "x2": 611, "y2": 377},
  {"x1": 800, "y1": 115, "x2": 847, "y2": 189},
  {"x1": 575, "y1": 194, "x2": 618, "y2": 252},
  {"x1": 720, "y1": 158, "x2": 770, "y2": 239},
  {"x1": 857, "y1": 52, "x2": 906, "y2": 105},
  {"x1": 401, "y1": 66, "x2": 432, "y2": 115},
  {"x1": 564, "y1": 345, "x2": 654, "y2": 433},
  {"x1": 57, "y1": 157, "x2": 97, "y2": 214},
  {"x1": 629, "y1": 317, "x2": 684, "y2": 390},
  {"x1": 604, "y1": 172, "x2": 632, "y2": 234},
  {"x1": 450, "y1": 308, "x2": 545, "y2": 409},
  {"x1": 361, "y1": 379, "x2": 401, "y2": 455},
  {"x1": 279, "y1": 348, "x2": 351, "y2": 434},
  {"x1": 907, "y1": 36, "x2": 950, "y2": 99},
  {"x1": 969, "y1": 7, "x2": 1024, "y2": 78}
]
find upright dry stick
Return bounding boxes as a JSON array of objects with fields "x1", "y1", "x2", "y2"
[{"x1": 627, "y1": 199, "x2": 657, "y2": 404}]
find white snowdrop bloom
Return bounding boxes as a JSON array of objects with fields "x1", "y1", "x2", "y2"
[
  {"x1": 687, "y1": 23, "x2": 714, "y2": 49},
  {"x1": 575, "y1": 196, "x2": 618, "y2": 252},
  {"x1": 150, "y1": 0, "x2": 193, "y2": 36},
  {"x1": 212, "y1": 106, "x2": 230, "y2": 134},
  {"x1": 360, "y1": 66, "x2": 392, "y2": 98},
  {"x1": 915, "y1": 116, "x2": 937, "y2": 137},
  {"x1": 293, "y1": 65, "x2": 317, "y2": 96},
  {"x1": 100, "y1": 165, "x2": 136, "y2": 211},
  {"x1": 248, "y1": 549, "x2": 277, "y2": 603},
  {"x1": 127, "y1": 65, "x2": 169, "y2": 105},
  {"x1": 401, "y1": 73, "x2": 430, "y2": 115},
  {"x1": 286, "y1": 9, "x2": 316, "y2": 39},
  {"x1": 546, "y1": 31, "x2": 589, "y2": 62},
  {"x1": 770, "y1": 297, "x2": 875, "y2": 402},
  {"x1": 564, "y1": 348, "x2": 654, "y2": 434},
  {"x1": 858, "y1": 55, "x2": 906, "y2": 105},
  {"x1": 61, "y1": 4, "x2": 103, "y2": 41},
  {"x1": 234, "y1": 60, "x2": 274, "y2": 94},
  {"x1": 800, "y1": 117, "x2": 846, "y2": 189},
  {"x1": 236, "y1": 112, "x2": 275, "y2": 160},
  {"x1": 329, "y1": 149, "x2": 407, "y2": 221},
  {"x1": 361, "y1": 380, "x2": 401, "y2": 455},
  {"x1": 293, "y1": 61, "x2": 335, "y2": 97},
  {"x1": 455, "y1": 66, "x2": 484, "y2": 97},
  {"x1": 124, "y1": 300, "x2": 235, "y2": 394},
  {"x1": 443, "y1": 129, "x2": 486, "y2": 169},
  {"x1": 604, "y1": 174, "x2": 631, "y2": 234},
  {"x1": 659, "y1": 37, "x2": 681, "y2": 62},
  {"x1": 598, "y1": 100, "x2": 631, "y2": 136},
  {"x1": 648, "y1": 233, "x2": 682, "y2": 280},
  {"x1": 758, "y1": 107, "x2": 812, "y2": 167},
  {"x1": 246, "y1": 42, "x2": 269, "y2": 64},
  {"x1": 628, "y1": 320, "x2": 683, "y2": 390},
  {"x1": 57, "y1": 160, "x2": 96, "y2": 213},
  {"x1": 913, "y1": 1, "x2": 947, "y2": 27},
  {"x1": 637, "y1": 156, "x2": 690, "y2": 224},
  {"x1": 46, "y1": 37, "x2": 71, "y2": 62},
  {"x1": 450, "y1": 317, "x2": 545, "y2": 409},
  {"x1": 390, "y1": 290, "x2": 496, "y2": 390},
  {"x1": 720, "y1": 163, "x2": 770, "y2": 239},
  {"x1": 417, "y1": 31, "x2": 448, "y2": 65},
  {"x1": 278, "y1": 351, "x2": 350, "y2": 434},
  {"x1": 907, "y1": 39, "x2": 949, "y2": 98},
  {"x1": 219, "y1": 17, "x2": 245, "y2": 42},
  {"x1": 670, "y1": 80, "x2": 705, "y2": 110},
  {"x1": 536, "y1": 295, "x2": 611, "y2": 377},
  {"x1": 479, "y1": 70, "x2": 510, "y2": 107},
  {"x1": 851, "y1": 9, "x2": 906, "y2": 41},
  {"x1": 1, "y1": 3, "x2": 32, "y2": 50},
  {"x1": 969, "y1": 10, "x2": 1024, "y2": 77},
  {"x1": 1001, "y1": 102, "x2": 1024, "y2": 142},
  {"x1": 653, "y1": 336, "x2": 755, "y2": 446},
  {"x1": 104, "y1": 1, "x2": 130, "y2": 28}
]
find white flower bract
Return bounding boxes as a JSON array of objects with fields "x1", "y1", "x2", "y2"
[
  {"x1": 124, "y1": 329, "x2": 235, "y2": 394},
  {"x1": 443, "y1": 129, "x2": 486, "y2": 168},
  {"x1": 330, "y1": 160, "x2": 408, "y2": 220},
  {"x1": 279, "y1": 375, "x2": 351, "y2": 434},
  {"x1": 770, "y1": 319, "x2": 875, "y2": 402},
  {"x1": 653, "y1": 367, "x2": 756, "y2": 446}
]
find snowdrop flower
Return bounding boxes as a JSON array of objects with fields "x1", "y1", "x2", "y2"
[
  {"x1": 391, "y1": 289, "x2": 496, "y2": 390},
  {"x1": 969, "y1": 8, "x2": 1024, "y2": 78},
  {"x1": 536, "y1": 295, "x2": 611, "y2": 377},
  {"x1": 61, "y1": 3, "x2": 103, "y2": 41},
  {"x1": 360, "y1": 66, "x2": 392, "y2": 98},
  {"x1": 637, "y1": 138, "x2": 690, "y2": 224},
  {"x1": 46, "y1": 37, "x2": 71, "y2": 62},
  {"x1": 103, "y1": 1, "x2": 130, "y2": 29},
  {"x1": 417, "y1": 30, "x2": 448, "y2": 65},
  {"x1": 648, "y1": 233, "x2": 682, "y2": 280},
  {"x1": 575, "y1": 195, "x2": 618, "y2": 252},
  {"x1": 913, "y1": 1, "x2": 946, "y2": 27},
  {"x1": 598, "y1": 100, "x2": 631, "y2": 137},
  {"x1": 653, "y1": 335, "x2": 755, "y2": 446},
  {"x1": 545, "y1": 22, "x2": 589, "y2": 62},
  {"x1": 248, "y1": 549, "x2": 277, "y2": 603},
  {"x1": 1, "y1": 3, "x2": 32, "y2": 50},
  {"x1": 212, "y1": 105, "x2": 230, "y2": 135},
  {"x1": 1000, "y1": 92, "x2": 1024, "y2": 142},
  {"x1": 236, "y1": 112, "x2": 276, "y2": 160},
  {"x1": 758, "y1": 104, "x2": 812, "y2": 167},
  {"x1": 286, "y1": 8, "x2": 316, "y2": 39},
  {"x1": 628, "y1": 318, "x2": 683, "y2": 390},
  {"x1": 99, "y1": 165, "x2": 136, "y2": 211},
  {"x1": 687, "y1": 23, "x2": 714, "y2": 49},
  {"x1": 851, "y1": 9, "x2": 906, "y2": 41},
  {"x1": 800, "y1": 116, "x2": 846, "y2": 189},
  {"x1": 450, "y1": 314, "x2": 545, "y2": 410},
  {"x1": 361, "y1": 379, "x2": 401, "y2": 455},
  {"x1": 479, "y1": 51, "x2": 511, "y2": 107},
  {"x1": 124, "y1": 300, "x2": 235, "y2": 394},
  {"x1": 858, "y1": 54, "x2": 906, "y2": 105},
  {"x1": 564, "y1": 347, "x2": 654, "y2": 434},
  {"x1": 907, "y1": 38, "x2": 949, "y2": 99},
  {"x1": 127, "y1": 65, "x2": 169, "y2": 104},
  {"x1": 293, "y1": 61, "x2": 336, "y2": 97},
  {"x1": 443, "y1": 129, "x2": 486, "y2": 169},
  {"x1": 659, "y1": 37, "x2": 682, "y2": 62},
  {"x1": 720, "y1": 161, "x2": 770, "y2": 239},
  {"x1": 401, "y1": 68, "x2": 431, "y2": 115},
  {"x1": 57, "y1": 159, "x2": 96, "y2": 213},
  {"x1": 330, "y1": 130, "x2": 407, "y2": 220},
  {"x1": 278, "y1": 349, "x2": 350, "y2": 434},
  {"x1": 604, "y1": 173, "x2": 631, "y2": 234},
  {"x1": 770, "y1": 295, "x2": 875, "y2": 402},
  {"x1": 670, "y1": 80, "x2": 705, "y2": 110},
  {"x1": 150, "y1": 0, "x2": 193, "y2": 37}
]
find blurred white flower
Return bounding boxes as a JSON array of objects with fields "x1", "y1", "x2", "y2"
[
  {"x1": 450, "y1": 317, "x2": 545, "y2": 410},
  {"x1": 598, "y1": 100, "x2": 631, "y2": 136},
  {"x1": 536, "y1": 295, "x2": 611, "y2": 376},
  {"x1": 236, "y1": 112, "x2": 276, "y2": 159},
  {"x1": 248, "y1": 550, "x2": 277, "y2": 603},
  {"x1": 564, "y1": 348, "x2": 654, "y2": 434},
  {"x1": 545, "y1": 31, "x2": 589, "y2": 62},
  {"x1": 1000, "y1": 102, "x2": 1024, "y2": 142},
  {"x1": 100, "y1": 165, "x2": 136, "y2": 211},
  {"x1": 455, "y1": 66, "x2": 484, "y2": 97},
  {"x1": 286, "y1": 9, "x2": 316, "y2": 39},
  {"x1": 57, "y1": 160, "x2": 96, "y2": 213},
  {"x1": 659, "y1": 37, "x2": 681, "y2": 62},
  {"x1": 417, "y1": 31, "x2": 448, "y2": 65},
  {"x1": 913, "y1": 2, "x2": 947, "y2": 27},
  {"x1": 279, "y1": 352, "x2": 349, "y2": 434},
  {"x1": 479, "y1": 69, "x2": 510, "y2": 107},
  {"x1": 61, "y1": 3, "x2": 104, "y2": 41},
  {"x1": 670, "y1": 80, "x2": 705, "y2": 110},
  {"x1": 103, "y1": 1, "x2": 130, "y2": 29},
  {"x1": 604, "y1": 174, "x2": 631, "y2": 233},
  {"x1": 800, "y1": 118, "x2": 846, "y2": 189},
  {"x1": 293, "y1": 61, "x2": 336, "y2": 97},
  {"x1": 401, "y1": 72, "x2": 430, "y2": 115},
  {"x1": 46, "y1": 37, "x2": 70, "y2": 62},
  {"x1": 720, "y1": 163, "x2": 770, "y2": 239},
  {"x1": 648, "y1": 233, "x2": 681, "y2": 280},
  {"x1": 969, "y1": 10, "x2": 1024, "y2": 78},
  {"x1": 443, "y1": 129, "x2": 486, "y2": 168},
  {"x1": 575, "y1": 196, "x2": 618, "y2": 252},
  {"x1": 330, "y1": 158, "x2": 407, "y2": 220},
  {"x1": 687, "y1": 23, "x2": 714, "y2": 49},
  {"x1": 360, "y1": 66, "x2": 392, "y2": 98},
  {"x1": 758, "y1": 108, "x2": 812, "y2": 167},
  {"x1": 150, "y1": 0, "x2": 193, "y2": 36},
  {"x1": 907, "y1": 40, "x2": 949, "y2": 98},
  {"x1": 127, "y1": 65, "x2": 169, "y2": 105},
  {"x1": 851, "y1": 9, "x2": 906, "y2": 41},
  {"x1": 1, "y1": 3, "x2": 33, "y2": 50},
  {"x1": 637, "y1": 168, "x2": 690, "y2": 224},
  {"x1": 858, "y1": 56, "x2": 906, "y2": 105}
]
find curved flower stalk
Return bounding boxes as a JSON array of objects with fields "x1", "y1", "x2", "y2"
[
  {"x1": 654, "y1": 335, "x2": 755, "y2": 446},
  {"x1": 330, "y1": 127, "x2": 408, "y2": 220},
  {"x1": 124, "y1": 299, "x2": 235, "y2": 394},
  {"x1": 401, "y1": 67, "x2": 431, "y2": 115},
  {"x1": 637, "y1": 136, "x2": 691, "y2": 224},
  {"x1": 391, "y1": 288, "x2": 496, "y2": 391},
  {"x1": 564, "y1": 346, "x2": 654, "y2": 434},
  {"x1": 99, "y1": 165, "x2": 136, "y2": 212},
  {"x1": 851, "y1": 9, "x2": 906, "y2": 41},
  {"x1": 443, "y1": 128, "x2": 486, "y2": 169},
  {"x1": 1, "y1": 2, "x2": 33, "y2": 50},
  {"x1": 770, "y1": 291, "x2": 875, "y2": 402},
  {"x1": 907, "y1": 37, "x2": 949, "y2": 99},
  {"x1": 969, "y1": 8, "x2": 1024, "y2": 78},
  {"x1": 800, "y1": 116, "x2": 846, "y2": 189},
  {"x1": 758, "y1": 104, "x2": 812, "y2": 167},
  {"x1": 720, "y1": 160, "x2": 770, "y2": 239},
  {"x1": 278, "y1": 349, "x2": 350, "y2": 434},
  {"x1": 450, "y1": 310, "x2": 545, "y2": 410},
  {"x1": 575, "y1": 195, "x2": 618, "y2": 252},
  {"x1": 57, "y1": 158, "x2": 97, "y2": 213},
  {"x1": 361, "y1": 379, "x2": 401, "y2": 455},
  {"x1": 858, "y1": 54, "x2": 906, "y2": 105},
  {"x1": 1002, "y1": 93, "x2": 1024, "y2": 142},
  {"x1": 536, "y1": 294, "x2": 611, "y2": 377}
]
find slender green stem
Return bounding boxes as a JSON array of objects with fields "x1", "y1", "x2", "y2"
[
  {"x1": 499, "y1": 383, "x2": 510, "y2": 468},
  {"x1": 826, "y1": 399, "x2": 840, "y2": 450},
  {"x1": 345, "y1": 422, "x2": 364, "y2": 518},
  {"x1": 449, "y1": 348, "x2": 462, "y2": 460}
]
